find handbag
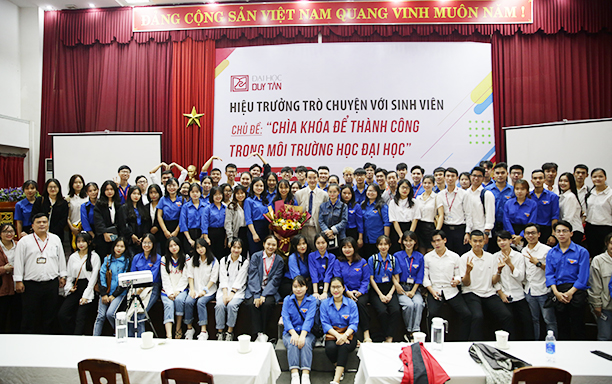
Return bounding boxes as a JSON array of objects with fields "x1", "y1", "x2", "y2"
[
  {"x1": 292, "y1": 297, "x2": 324, "y2": 338},
  {"x1": 95, "y1": 257, "x2": 112, "y2": 295},
  {"x1": 325, "y1": 326, "x2": 354, "y2": 341}
]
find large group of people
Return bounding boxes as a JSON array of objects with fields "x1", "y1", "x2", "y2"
[{"x1": 1, "y1": 155, "x2": 611, "y2": 384}]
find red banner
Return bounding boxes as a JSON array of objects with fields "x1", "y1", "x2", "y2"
[{"x1": 133, "y1": 0, "x2": 533, "y2": 32}]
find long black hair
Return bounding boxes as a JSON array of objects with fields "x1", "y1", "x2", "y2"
[
  {"x1": 272, "y1": 179, "x2": 294, "y2": 205},
  {"x1": 361, "y1": 184, "x2": 385, "y2": 220},
  {"x1": 559, "y1": 172, "x2": 579, "y2": 201},
  {"x1": 68, "y1": 174, "x2": 86, "y2": 198},
  {"x1": 141, "y1": 233, "x2": 158, "y2": 264},
  {"x1": 340, "y1": 184, "x2": 357, "y2": 209},
  {"x1": 147, "y1": 184, "x2": 163, "y2": 203},
  {"x1": 75, "y1": 232, "x2": 95, "y2": 272},
  {"x1": 291, "y1": 234, "x2": 311, "y2": 258},
  {"x1": 98, "y1": 180, "x2": 120, "y2": 205},
  {"x1": 248, "y1": 177, "x2": 269, "y2": 205},
  {"x1": 165, "y1": 236, "x2": 186, "y2": 273},
  {"x1": 394, "y1": 179, "x2": 415, "y2": 208},
  {"x1": 337, "y1": 236, "x2": 361, "y2": 262},
  {"x1": 209, "y1": 186, "x2": 223, "y2": 205},
  {"x1": 265, "y1": 172, "x2": 279, "y2": 196},
  {"x1": 192, "y1": 237, "x2": 214, "y2": 267},
  {"x1": 229, "y1": 185, "x2": 247, "y2": 210},
  {"x1": 43, "y1": 178, "x2": 65, "y2": 203},
  {"x1": 126, "y1": 185, "x2": 145, "y2": 222},
  {"x1": 164, "y1": 177, "x2": 179, "y2": 198}
]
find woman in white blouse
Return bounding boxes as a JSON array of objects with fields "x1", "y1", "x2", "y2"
[
  {"x1": 57, "y1": 232, "x2": 100, "y2": 335},
  {"x1": 0, "y1": 223, "x2": 18, "y2": 333},
  {"x1": 66, "y1": 174, "x2": 88, "y2": 251},
  {"x1": 586, "y1": 168, "x2": 612, "y2": 257},
  {"x1": 388, "y1": 179, "x2": 421, "y2": 254},
  {"x1": 415, "y1": 175, "x2": 444, "y2": 254},
  {"x1": 215, "y1": 238, "x2": 249, "y2": 341},
  {"x1": 224, "y1": 185, "x2": 248, "y2": 258},
  {"x1": 160, "y1": 237, "x2": 190, "y2": 339},
  {"x1": 183, "y1": 238, "x2": 220, "y2": 341},
  {"x1": 558, "y1": 172, "x2": 584, "y2": 245}
]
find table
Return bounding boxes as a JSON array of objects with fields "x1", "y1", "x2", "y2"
[
  {"x1": 0, "y1": 334, "x2": 281, "y2": 384},
  {"x1": 355, "y1": 341, "x2": 612, "y2": 384}
]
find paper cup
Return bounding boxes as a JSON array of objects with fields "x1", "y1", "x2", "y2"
[
  {"x1": 413, "y1": 332, "x2": 426, "y2": 343},
  {"x1": 141, "y1": 331, "x2": 154, "y2": 349},
  {"x1": 238, "y1": 334, "x2": 251, "y2": 353},
  {"x1": 495, "y1": 330, "x2": 509, "y2": 349}
]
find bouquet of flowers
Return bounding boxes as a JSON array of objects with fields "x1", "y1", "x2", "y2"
[
  {"x1": 0, "y1": 187, "x2": 25, "y2": 202},
  {"x1": 264, "y1": 201, "x2": 311, "y2": 256}
]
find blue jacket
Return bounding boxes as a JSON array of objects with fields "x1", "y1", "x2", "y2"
[
  {"x1": 99, "y1": 254, "x2": 131, "y2": 297},
  {"x1": 308, "y1": 250, "x2": 336, "y2": 285},
  {"x1": 246, "y1": 251, "x2": 285, "y2": 302},
  {"x1": 288, "y1": 253, "x2": 311, "y2": 280},
  {"x1": 394, "y1": 250, "x2": 425, "y2": 285},
  {"x1": 282, "y1": 294, "x2": 318, "y2": 335},
  {"x1": 318, "y1": 200, "x2": 348, "y2": 241},
  {"x1": 362, "y1": 201, "x2": 390, "y2": 244},
  {"x1": 368, "y1": 253, "x2": 401, "y2": 284},
  {"x1": 179, "y1": 200, "x2": 207, "y2": 232},
  {"x1": 545, "y1": 242, "x2": 590, "y2": 291},
  {"x1": 486, "y1": 183, "x2": 514, "y2": 224},
  {"x1": 503, "y1": 198, "x2": 538, "y2": 235},
  {"x1": 80, "y1": 200, "x2": 96, "y2": 233},
  {"x1": 320, "y1": 296, "x2": 359, "y2": 334},
  {"x1": 332, "y1": 258, "x2": 371, "y2": 295},
  {"x1": 346, "y1": 203, "x2": 364, "y2": 234}
]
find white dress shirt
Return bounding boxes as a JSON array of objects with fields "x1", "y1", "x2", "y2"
[
  {"x1": 13, "y1": 232, "x2": 66, "y2": 282},
  {"x1": 161, "y1": 256, "x2": 190, "y2": 295},
  {"x1": 217, "y1": 255, "x2": 249, "y2": 300},
  {"x1": 1, "y1": 240, "x2": 16, "y2": 265},
  {"x1": 544, "y1": 182, "x2": 560, "y2": 196},
  {"x1": 494, "y1": 249, "x2": 525, "y2": 301},
  {"x1": 67, "y1": 195, "x2": 88, "y2": 225},
  {"x1": 460, "y1": 250, "x2": 500, "y2": 298},
  {"x1": 577, "y1": 184, "x2": 589, "y2": 213},
  {"x1": 64, "y1": 251, "x2": 101, "y2": 302},
  {"x1": 423, "y1": 248, "x2": 461, "y2": 300},
  {"x1": 464, "y1": 185, "x2": 495, "y2": 233},
  {"x1": 388, "y1": 198, "x2": 421, "y2": 223},
  {"x1": 559, "y1": 192, "x2": 583, "y2": 233},
  {"x1": 417, "y1": 192, "x2": 438, "y2": 223},
  {"x1": 437, "y1": 187, "x2": 471, "y2": 228},
  {"x1": 186, "y1": 256, "x2": 219, "y2": 297},
  {"x1": 522, "y1": 242, "x2": 551, "y2": 296},
  {"x1": 586, "y1": 187, "x2": 612, "y2": 226},
  {"x1": 294, "y1": 186, "x2": 329, "y2": 231}
]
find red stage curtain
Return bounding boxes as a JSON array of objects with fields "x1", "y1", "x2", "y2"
[
  {"x1": 169, "y1": 38, "x2": 216, "y2": 172},
  {"x1": 0, "y1": 156, "x2": 25, "y2": 189}
]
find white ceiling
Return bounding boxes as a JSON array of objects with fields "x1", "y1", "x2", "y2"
[{"x1": 10, "y1": 0, "x2": 250, "y2": 11}]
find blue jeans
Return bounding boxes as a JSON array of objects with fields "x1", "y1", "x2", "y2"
[
  {"x1": 161, "y1": 290, "x2": 188, "y2": 324},
  {"x1": 128, "y1": 283, "x2": 161, "y2": 337},
  {"x1": 596, "y1": 309, "x2": 612, "y2": 341},
  {"x1": 283, "y1": 332, "x2": 315, "y2": 371},
  {"x1": 398, "y1": 289, "x2": 425, "y2": 332},
  {"x1": 525, "y1": 292, "x2": 557, "y2": 339},
  {"x1": 215, "y1": 296, "x2": 244, "y2": 329},
  {"x1": 184, "y1": 294, "x2": 215, "y2": 326},
  {"x1": 93, "y1": 292, "x2": 126, "y2": 336}
]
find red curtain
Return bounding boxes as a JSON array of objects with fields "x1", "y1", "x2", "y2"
[
  {"x1": 0, "y1": 156, "x2": 25, "y2": 189},
  {"x1": 169, "y1": 38, "x2": 216, "y2": 172}
]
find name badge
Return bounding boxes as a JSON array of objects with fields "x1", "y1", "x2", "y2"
[
  {"x1": 382, "y1": 275, "x2": 390, "y2": 283},
  {"x1": 36, "y1": 257, "x2": 47, "y2": 264},
  {"x1": 406, "y1": 278, "x2": 414, "y2": 284}
]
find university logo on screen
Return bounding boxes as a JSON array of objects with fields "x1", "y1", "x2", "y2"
[{"x1": 230, "y1": 74, "x2": 283, "y2": 92}]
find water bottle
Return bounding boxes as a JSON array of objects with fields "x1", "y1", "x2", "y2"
[
  {"x1": 545, "y1": 330, "x2": 556, "y2": 362},
  {"x1": 115, "y1": 311, "x2": 128, "y2": 343},
  {"x1": 431, "y1": 317, "x2": 448, "y2": 351}
]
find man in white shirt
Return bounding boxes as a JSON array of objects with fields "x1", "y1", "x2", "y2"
[
  {"x1": 573, "y1": 164, "x2": 589, "y2": 214},
  {"x1": 495, "y1": 230, "x2": 534, "y2": 340},
  {"x1": 460, "y1": 230, "x2": 514, "y2": 341},
  {"x1": 438, "y1": 168, "x2": 471, "y2": 255},
  {"x1": 149, "y1": 162, "x2": 188, "y2": 194},
  {"x1": 542, "y1": 162, "x2": 560, "y2": 195},
  {"x1": 465, "y1": 167, "x2": 496, "y2": 248},
  {"x1": 381, "y1": 170, "x2": 398, "y2": 204},
  {"x1": 295, "y1": 169, "x2": 329, "y2": 249},
  {"x1": 423, "y1": 231, "x2": 471, "y2": 341},
  {"x1": 14, "y1": 213, "x2": 67, "y2": 334},
  {"x1": 521, "y1": 223, "x2": 557, "y2": 339}
]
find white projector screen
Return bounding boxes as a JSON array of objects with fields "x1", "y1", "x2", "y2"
[
  {"x1": 505, "y1": 118, "x2": 612, "y2": 188},
  {"x1": 51, "y1": 132, "x2": 162, "y2": 191}
]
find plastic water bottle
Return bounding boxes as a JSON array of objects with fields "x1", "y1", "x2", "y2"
[
  {"x1": 545, "y1": 330, "x2": 556, "y2": 362},
  {"x1": 115, "y1": 312, "x2": 128, "y2": 343}
]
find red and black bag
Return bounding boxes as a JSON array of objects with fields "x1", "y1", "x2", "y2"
[{"x1": 399, "y1": 342, "x2": 450, "y2": 384}]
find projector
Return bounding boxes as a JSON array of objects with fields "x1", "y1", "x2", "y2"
[{"x1": 118, "y1": 270, "x2": 153, "y2": 288}]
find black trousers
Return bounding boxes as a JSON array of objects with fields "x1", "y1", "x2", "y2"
[
  {"x1": 0, "y1": 294, "x2": 21, "y2": 334},
  {"x1": 556, "y1": 296, "x2": 587, "y2": 341},
  {"x1": 369, "y1": 282, "x2": 401, "y2": 338},
  {"x1": 442, "y1": 224, "x2": 469, "y2": 255},
  {"x1": 426, "y1": 291, "x2": 472, "y2": 341},
  {"x1": 244, "y1": 295, "x2": 276, "y2": 339},
  {"x1": 22, "y1": 278, "x2": 59, "y2": 334},
  {"x1": 390, "y1": 222, "x2": 410, "y2": 254},
  {"x1": 505, "y1": 298, "x2": 534, "y2": 340},
  {"x1": 325, "y1": 337, "x2": 357, "y2": 367},
  {"x1": 487, "y1": 223, "x2": 505, "y2": 254},
  {"x1": 356, "y1": 293, "x2": 370, "y2": 332},
  {"x1": 57, "y1": 279, "x2": 95, "y2": 335},
  {"x1": 539, "y1": 225, "x2": 553, "y2": 245},
  {"x1": 363, "y1": 243, "x2": 378, "y2": 260},
  {"x1": 585, "y1": 223, "x2": 612, "y2": 258},
  {"x1": 463, "y1": 292, "x2": 514, "y2": 341},
  {"x1": 183, "y1": 228, "x2": 202, "y2": 255}
]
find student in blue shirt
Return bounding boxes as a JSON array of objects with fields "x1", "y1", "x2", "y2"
[
  {"x1": 93, "y1": 237, "x2": 130, "y2": 336},
  {"x1": 368, "y1": 235, "x2": 401, "y2": 343},
  {"x1": 180, "y1": 183, "x2": 206, "y2": 254},
  {"x1": 486, "y1": 162, "x2": 514, "y2": 254},
  {"x1": 308, "y1": 233, "x2": 336, "y2": 300},
  {"x1": 282, "y1": 276, "x2": 317, "y2": 384},
  {"x1": 340, "y1": 185, "x2": 364, "y2": 249},
  {"x1": 332, "y1": 237, "x2": 372, "y2": 342},
  {"x1": 531, "y1": 170, "x2": 560, "y2": 246},
  {"x1": 202, "y1": 187, "x2": 227, "y2": 260},
  {"x1": 244, "y1": 178, "x2": 270, "y2": 255},
  {"x1": 129, "y1": 233, "x2": 162, "y2": 337},
  {"x1": 393, "y1": 230, "x2": 425, "y2": 337},
  {"x1": 353, "y1": 168, "x2": 368, "y2": 204},
  {"x1": 201, "y1": 176, "x2": 213, "y2": 203},
  {"x1": 319, "y1": 184, "x2": 348, "y2": 256},
  {"x1": 157, "y1": 177, "x2": 183, "y2": 241},
  {"x1": 320, "y1": 276, "x2": 359, "y2": 384},
  {"x1": 503, "y1": 179, "x2": 538, "y2": 247},
  {"x1": 361, "y1": 184, "x2": 390, "y2": 258},
  {"x1": 545, "y1": 220, "x2": 590, "y2": 340},
  {"x1": 264, "y1": 172, "x2": 279, "y2": 204},
  {"x1": 80, "y1": 182, "x2": 98, "y2": 240},
  {"x1": 281, "y1": 234, "x2": 312, "y2": 299},
  {"x1": 14, "y1": 180, "x2": 37, "y2": 239}
]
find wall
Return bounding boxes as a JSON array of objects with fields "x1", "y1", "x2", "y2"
[{"x1": 0, "y1": 0, "x2": 21, "y2": 118}]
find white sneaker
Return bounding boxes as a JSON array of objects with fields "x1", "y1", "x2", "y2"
[
  {"x1": 198, "y1": 332, "x2": 209, "y2": 341},
  {"x1": 302, "y1": 373, "x2": 311, "y2": 384},
  {"x1": 255, "y1": 333, "x2": 268, "y2": 343},
  {"x1": 290, "y1": 373, "x2": 300, "y2": 384},
  {"x1": 184, "y1": 328, "x2": 195, "y2": 340},
  {"x1": 315, "y1": 335, "x2": 325, "y2": 347}
]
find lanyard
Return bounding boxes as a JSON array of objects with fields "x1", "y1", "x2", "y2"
[
  {"x1": 34, "y1": 235, "x2": 49, "y2": 254},
  {"x1": 414, "y1": 183, "x2": 423, "y2": 196},
  {"x1": 445, "y1": 190, "x2": 457, "y2": 213},
  {"x1": 408, "y1": 256, "x2": 414, "y2": 276},
  {"x1": 264, "y1": 254, "x2": 275, "y2": 276},
  {"x1": 118, "y1": 185, "x2": 128, "y2": 202}
]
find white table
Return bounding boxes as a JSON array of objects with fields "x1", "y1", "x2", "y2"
[
  {"x1": 355, "y1": 341, "x2": 612, "y2": 384},
  {"x1": 0, "y1": 334, "x2": 281, "y2": 384}
]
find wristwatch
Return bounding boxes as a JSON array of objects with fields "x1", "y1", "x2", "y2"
[{"x1": 535, "y1": 261, "x2": 542, "y2": 268}]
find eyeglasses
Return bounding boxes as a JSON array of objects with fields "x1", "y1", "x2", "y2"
[
  {"x1": 524, "y1": 231, "x2": 538, "y2": 236},
  {"x1": 1, "y1": 229, "x2": 15, "y2": 234},
  {"x1": 555, "y1": 229, "x2": 571, "y2": 234}
]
